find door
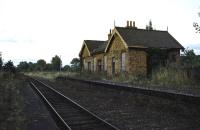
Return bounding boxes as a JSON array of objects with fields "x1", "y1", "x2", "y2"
[
  {"x1": 88, "y1": 62, "x2": 91, "y2": 71},
  {"x1": 97, "y1": 60, "x2": 102, "y2": 72},
  {"x1": 112, "y1": 57, "x2": 115, "y2": 75}
]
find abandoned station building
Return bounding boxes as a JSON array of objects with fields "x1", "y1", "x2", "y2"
[{"x1": 79, "y1": 21, "x2": 184, "y2": 76}]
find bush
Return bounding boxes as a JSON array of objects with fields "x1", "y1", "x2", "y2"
[
  {"x1": 150, "y1": 66, "x2": 191, "y2": 87},
  {"x1": 0, "y1": 72, "x2": 26, "y2": 130},
  {"x1": 3, "y1": 60, "x2": 16, "y2": 74}
]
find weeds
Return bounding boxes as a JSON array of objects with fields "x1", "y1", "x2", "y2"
[
  {"x1": 150, "y1": 67, "x2": 191, "y2": 87},
  {"x1": 26, "y1": 65, "x2": 200, "y2": 88},
  {"x1": 0, "y1": 72, "x2": 26, "y2": 130},
  {"x1": 25, "y1": 71, "x2": 77, "y2": 80}
]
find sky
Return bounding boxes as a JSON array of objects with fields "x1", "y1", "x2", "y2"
[{"x1": 0, "y1": 0, "x2": 200, "y2": 66}]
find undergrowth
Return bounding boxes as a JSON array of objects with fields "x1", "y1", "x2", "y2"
[{"x1": 0, "y1": 72, "x2": 26, "y2": 130}]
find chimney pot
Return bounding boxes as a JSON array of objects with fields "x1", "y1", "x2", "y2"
[
  {"x1": 133, "y1": 21, "x2": 135, "y2": 27},
  {"x1": 130, "y1": 21, "x2": 133, "y2": 27},
  {"x1": 127, "y1": 21, "x2": 129, "y2": 27}
]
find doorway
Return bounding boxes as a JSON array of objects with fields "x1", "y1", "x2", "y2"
[{"x1": 112, "y1": 57, "x2": 115, "y2": 75}]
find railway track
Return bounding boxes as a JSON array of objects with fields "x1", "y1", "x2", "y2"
[{"x1": 29, "y1": 78, "x2": 120, "y2": 130}]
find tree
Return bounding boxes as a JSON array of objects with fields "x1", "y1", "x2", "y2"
[
  {"x1": 3, "y1": 60, "x2": 16, "y2": 73},
  {"x1": 51, "y1": 55, "x2": 62, "y2": 71},
  {"x1": 0, "y1": 57, "x2": 2, "y2": 71},
  {"x1": 63, "y1": 65, "x2": 71, "y2": 71},
  {"x1": 146, "y1": 20, "x2": 153, "y2": 30},
  {"x1": 36, "y1": 59, "x2": 46, "y2": 71},
  {"x1": 17, "y1": 61, "x2": 29, "y2": 72},
  {"x1": 46, "y1": 63, "x2": 52, "y2": 71},
  {"x1": 70, "y1": 58, "x2": 80, "y2": 71},
  {"x1": 27, "y1": 62, "x2": 36, "y2": 71},
  {"x1": 181, "y1": 48, "x2": 200, "y2": 68},
  {"x1": 193, "y1": 11, "x2": 200, "y2": 33}
]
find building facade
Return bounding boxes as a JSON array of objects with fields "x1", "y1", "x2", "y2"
[{"x1": 79, "y1": 21, "x2": 184, "y2": 76}]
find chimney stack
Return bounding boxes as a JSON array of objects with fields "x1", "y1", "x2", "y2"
[
  {"x1": 127, "y1": 21, "x2": 129, "y2": 27},
  {"x1": 133, "y1": 21, "x2": 135, "y2": 27},
  {"x1": 130, "y1": 21, "x2": 132, "y2": 27}
]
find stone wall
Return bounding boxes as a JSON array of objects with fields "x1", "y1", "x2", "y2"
[
  {"x1": 106, "y1": 33, "x2": 128, "y2": 75},
  {"x1": 93, "y1": 53, "x2": 105, "y2": 72},
  {"x1": 82, "y1": 45, "x2": 90, "y2": 58},
  {"x1": 81, "y1": 45, "x2": 92, "y2": 71},
  {"x1": 128, "y1": 49, "x2": 147, "y2": 76}
]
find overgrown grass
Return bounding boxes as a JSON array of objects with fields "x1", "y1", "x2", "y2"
[
  {"x1": 0, "y1": 72, "x2": 26, "y2": 130},
  {"x1": 25, "y1": 71, "x2": 77, "y2": 80},
  {"x1": 72, "y1": 67, "x2": 199, "y2": 88},
  {"x1": 25, "y1": 66, "x2": 200, "y2": 88},
  {"x1": 150, "y1": 67, "x2": 192, "y2": 87}
]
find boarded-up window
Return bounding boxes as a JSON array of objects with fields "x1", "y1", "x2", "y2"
[
  {"x1": 83, "y1": 59, "x2": 86, "y2": 70},
  {"x1": 94, "y1": 58, "x2": 96, "y2": 71},
  {"x1": 97, "y1": 60, "x2": 102, "y2": 72},
  {"x1": 104, "y1": 56, "x2": 107, "y2": 71},
  {"x1": 88, "y1": 62, "x2": 91, "y2": 71},
  {"x1": 121, "y1": 52, "x2": 126, "y2": 71}
]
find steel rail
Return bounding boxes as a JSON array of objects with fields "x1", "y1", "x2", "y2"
[
  {"x1": 30, "y1": 82, "x2": 72, "y2": 130},
  {"x1": 29, "y1": 77, "x2": 120, "y2": 130}
]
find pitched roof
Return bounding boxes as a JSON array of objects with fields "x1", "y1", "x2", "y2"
[
  {"x1": 84, "y1": 40, "x2": 107, "y2": 55},
  {"x1": 115, "y1": 27, "x2": 184, "y2": 49}
]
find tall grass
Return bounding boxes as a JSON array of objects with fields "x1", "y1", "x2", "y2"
[
  {"x1": 25, "y1": 71, "x2": 77, "y2": 80},
  {"x1": 0, "y1": 72, "x2": 26, "y2": 130},
  {"x1": 150, "y1": 67, "x2": 191, "y2": 87},
  {"x1": 25, "y1": 67, "x2": 199, "y2": 88}
]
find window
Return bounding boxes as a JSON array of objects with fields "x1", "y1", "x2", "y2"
[
  {"x1": 104, "y1": 56, "x2": 107, "y2": 71},
  {"x1": 112, "y1": 57, "x2": 115, "y2": 75},
  {"x1": 83, "y1": 59, "x2": 86, "y2": 70},
  {"x1": 121, "y1": 52, "x2": 126, "y2": 71},
  {"x1": 97, "y1": 60, "x2": 102, "y2": 72},
  {"x1": 88, "y1": 62, "x2": 91, "y2": 71},
  {"x1": 94, "y1": 58, "x2": 96, "y2": 71}
]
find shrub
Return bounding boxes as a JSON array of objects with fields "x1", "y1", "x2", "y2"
[{"x1": 150, "y1": 66, "x2": 191, "y2": 87}]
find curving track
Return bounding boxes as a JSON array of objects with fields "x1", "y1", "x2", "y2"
[{"x1": 29, "y1": 78, "x2": 120, "y2": 130}]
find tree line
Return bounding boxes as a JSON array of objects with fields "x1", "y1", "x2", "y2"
[{"x1": 0, "y1": 55, "x2": 80, "y2": 73}]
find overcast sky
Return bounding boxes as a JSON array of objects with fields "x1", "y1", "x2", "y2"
[{"x1": 0, "y1": 0, "x2": 200, "y2": 66}]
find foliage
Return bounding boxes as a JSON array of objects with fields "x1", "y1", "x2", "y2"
[
  {"x1": 193, "y1": 22, "x2": 200, "y2": 33},
  {"x1": 46, "y1": 63, "x2": 53, "y2": 71},
  {"x1": 63, "y1": 65, "x2": 71, "y2": 71},
  {"x1": 146, "y1": 20, "x2": 153, "y2": 30},
  {"x1": 70, "y1": 58, "x2": 80, "y2": 71},
  {"x1": 181, "y1": 48, "x2": 200, "y2": 68},
  {"x1": 51, "y1": 55, "x2": 62, "y2": 71},
  {"x1": 17, "y1": 61, "x2": 30, "y2": 72},
  {"x1": 25, "y1": 71, "x2": 75, "y2": 80},
  {"x1": 0, "y1": 57, "x2": 2, "y2": 71},
  {"x1": 0, "y1": 73, "x2": 26, "y2": 130},
  {"x1": 3, "y1": 60, "x2": 16, "y2": 73},
  {"x1": 150, "y1": 66, "x2": 191, "y2": 86},
  {"x1": 36, "y1": 59, "x2": 46, "y2": 71},
  {"x1": 193, "y1": 10, "x2": 200, "y2": 33}
]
